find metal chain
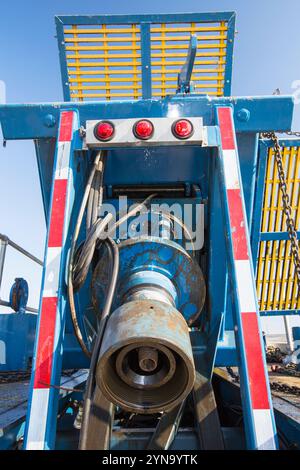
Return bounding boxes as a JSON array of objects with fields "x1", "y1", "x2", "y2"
[
  {"x1": 279, "y1": 130, "x2": 300, "y2": 138},
  {"x1": 261, "y1": 132, "x2": 300, "y2": 292}
]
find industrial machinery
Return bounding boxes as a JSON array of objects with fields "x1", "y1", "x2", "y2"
[{"x1": 0, "y1": 11, "x2": 299, "y2": 451}]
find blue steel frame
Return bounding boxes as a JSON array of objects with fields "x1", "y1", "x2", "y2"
[
  {"x1": 55, "y1": 12, "x2": 236, "y2": 101},
  {"x1": 0, "y1": 92, "x2": 294, "y2": 449},
  {"x1": 251, "y1": 138, "x2": 300, "y2": 317}
]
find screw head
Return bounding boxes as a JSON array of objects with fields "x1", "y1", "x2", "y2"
[
  {"x1": 236, "y1": 108, "x2": 250, "y2": 123},
  {"x1": 44, "y1": 114, "x2": 56, "y2": 128}
]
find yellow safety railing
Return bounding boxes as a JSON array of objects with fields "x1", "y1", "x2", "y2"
[
  {"x1": 63, "y1": 19, "x2": 230, "y2": 100},
  {"x1": 256, "y1": 145, "x2": 300, "y2": 311},
  {"x1": 150, "y1": 22, "x2": 227, "y2": 98}
]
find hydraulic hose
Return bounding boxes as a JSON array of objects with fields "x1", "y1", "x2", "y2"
[
  {"x1": 67, "y1": 151, "x2": 106, "y2": 358},
  {"x1": 79, "y1": 237, "x2": 119, "y2": 449}
]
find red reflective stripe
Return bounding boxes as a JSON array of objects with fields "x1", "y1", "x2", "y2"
[
  {"x1": 59, "y1": 111, "x2": 74, "y2": 142},
  {"x1": 48, "y1": 180, "x2": 68, "y2": 248},
  {"x1": 227, "y1": 189, "x2": 249, "y2": 260},
  {"x1": 218, "y1": 106, "x2": 271, "y2": 412},
  {"x1": 33, "y1": 297, "x2": 57, "y2": 389},
  {"x1": 218, "y1": 107, "x2": 235, "y2": 150},
  {"x1": 241, "y1": 312, "x2": 270, "y2": 409}
]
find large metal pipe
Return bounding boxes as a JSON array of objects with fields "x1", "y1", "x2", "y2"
[{"x1": 96, "y1": 299, "x2": 195, "y2": 414}]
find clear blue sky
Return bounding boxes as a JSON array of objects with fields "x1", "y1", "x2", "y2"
[{"x1": 0, "y1": 0, "x2": 299, "y2": 334}]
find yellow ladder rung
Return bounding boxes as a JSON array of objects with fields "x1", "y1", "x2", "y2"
[
  {"x1": 151, "y1": 26, "x2": 228, "y2": 33},
  {"x1": 70, "y1": 85, "x2": 141, "y2": 90},
  {"x1": 66, "y1": 45, "x2": 141, "y2": 51},
  {"x1": 64, "y1": 28, "x2": 140, "y2": 35},
  {"x1": 67, "y1": 61, "x2": 142, "y2": 67},
  {"x1": 67, "y1": 53, "x2": 141, "y2": 59},
  {"x1": 151, "y1": 43, "x2": 227, "y2": 50}
]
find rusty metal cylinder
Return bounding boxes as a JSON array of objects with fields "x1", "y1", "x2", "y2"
[{"x1": 96, "y1": 299, "x2": 195, "y2": 414}]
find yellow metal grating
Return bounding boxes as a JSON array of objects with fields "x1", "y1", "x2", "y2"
[
  {"x1": 63, "y1": 20, "x2": 230, "y2": 101},
  {"x1": 150, "y1": 21, "x2": 228, "y2": 98},
  {"x1": 256, "y1": 145, "x2": 300, "y2": 311},
  {"x1": 64, "y1": 24, "x2": 142, "y2": 100}
]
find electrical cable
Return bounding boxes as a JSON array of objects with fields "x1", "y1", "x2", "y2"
[
  {"x1": 73, "y1": 214, "x2": 112, "y2": 291},
  {"x1": 68, "y1": 150, "x2": 106, "y2": 358}
]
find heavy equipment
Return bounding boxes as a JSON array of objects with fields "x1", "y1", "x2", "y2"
[{"x1": 0, "y1": 11, "x2": 299, "y2": 450}]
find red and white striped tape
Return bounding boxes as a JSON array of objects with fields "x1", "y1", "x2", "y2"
[
  {"x1": 26, "y1": 111, "x2": 76, "y2": 449},
  {"x1": 217, "y1": 107, "x2": 276, "y2": 450}
]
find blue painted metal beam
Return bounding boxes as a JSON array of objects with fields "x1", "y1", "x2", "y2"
[
  {"x1": 56, "y1": 12, "x2": 236, "y2": 25},
  {"x1": 260, "y1": 309, "x2": 299, "y2": 317},
  {"x1": 0, "y1": 95, "x2": 294, "y2": 141},
  {"x1": 260, "y1": 231, "x2": 300, "y2": 241}
]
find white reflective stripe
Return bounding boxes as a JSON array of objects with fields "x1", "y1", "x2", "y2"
[
  {"x1": 42, "y1": 247, "x2": 61, "y2": 298},
  {"x1": 235, "y1": 260, "x2": 257, "y2": 313},
  {"x1": 253, "y1": 409, "x2": 276, "y2": 450},
  {"x1": 26, "y1": 388, "x2": 50, "y2": 450},
  {"x1": 223, "y1": 149, "x2": 240, "y2": 189},
  {"x1": 54, "y1": 142, "x2": 71, "y2": 180}
]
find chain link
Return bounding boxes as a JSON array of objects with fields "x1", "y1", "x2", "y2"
[
  {"x1": 261, "y1": 132, "x2": 300, "y2": 292},
  {"x1": 279, "y1": 130, "x2": 300, "y2": 138}
]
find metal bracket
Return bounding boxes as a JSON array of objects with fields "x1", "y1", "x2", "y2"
[{"x1": 177, "y1": 35, "x2": 197, "y2": 94}]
